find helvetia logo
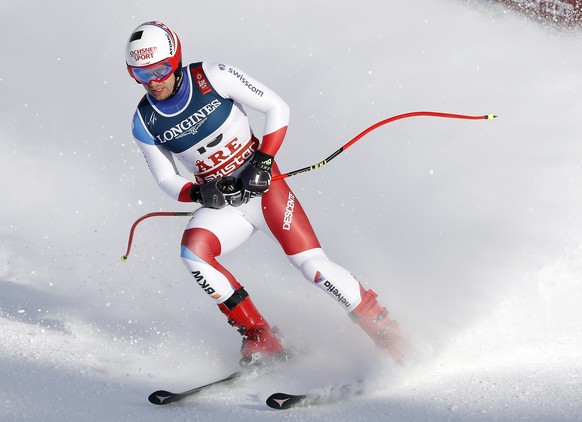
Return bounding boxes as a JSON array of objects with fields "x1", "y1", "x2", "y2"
[{"x1": 323, "y1": 280, "x2": 352, "y2": 309}]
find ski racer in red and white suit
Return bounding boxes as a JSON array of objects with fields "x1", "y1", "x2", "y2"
[{"x1": 127, "y1": 22, "x2": 403, "y2": 365}]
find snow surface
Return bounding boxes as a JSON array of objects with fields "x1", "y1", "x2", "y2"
[{"x1": 2, "y1": 0, "x2": 582, "y2": 420}]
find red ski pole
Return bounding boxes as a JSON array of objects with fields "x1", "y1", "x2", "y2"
[
  {"x1": 121, "y1": 211, "x2": 194, "y2": 262},
  {"x1": 273, "y1": 111, "x2": 496, "y2": 181}
]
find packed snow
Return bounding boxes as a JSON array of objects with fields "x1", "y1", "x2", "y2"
[{"x1": 1, "y1": 0, "x2": 581, "y2": 420}]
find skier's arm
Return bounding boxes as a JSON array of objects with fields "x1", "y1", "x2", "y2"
[
  {"x1": 131, "y1": 111, "x2": 195, "y2": 202},
  {"x1": 204, "y1": 63, "x2": 289, "y2": 193},
  {"x1": 203, "y1": 62, "x2": 290, "y2": 157}
]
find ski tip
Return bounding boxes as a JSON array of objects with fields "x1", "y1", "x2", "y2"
[
  {"x1": 148, "y1": 390, "x2": 177, "y2": 405},
  {"x1": 266, "y1": 392, "x2": 307, "y2": 410}
]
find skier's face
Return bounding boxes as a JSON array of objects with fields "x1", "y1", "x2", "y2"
[{"x1": 143, "y1": 73, "x2": 176, "y2": 101}]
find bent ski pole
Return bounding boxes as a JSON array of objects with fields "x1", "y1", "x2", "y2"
[
  {"x1": 272, "y1": 111, "x2": 496, "y2": 181},
  {"x1": 121, "y1": 211, "x2": 194, "y2": 262}
]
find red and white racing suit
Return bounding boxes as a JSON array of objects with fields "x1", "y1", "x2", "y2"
[{"x1": 131, "y1": 62, "x2": 364, "y2": 314}]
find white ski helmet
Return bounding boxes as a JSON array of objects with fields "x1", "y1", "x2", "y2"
[{"x1": 126, "y1": 21, "x2": 182, "y2": 84}]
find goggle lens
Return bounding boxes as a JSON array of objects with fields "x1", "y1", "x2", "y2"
[{"x1": 130, "y1": 61, "x2": 173, "y2": 84}]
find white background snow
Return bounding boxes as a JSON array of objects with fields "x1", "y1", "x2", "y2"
[{"x1": 1, "y1": 0, "x2": 582, "y2": 420}]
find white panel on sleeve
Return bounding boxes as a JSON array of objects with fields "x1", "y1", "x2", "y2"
[
  {"x1": 134, "y1": 138, "x2": 192, "y2": 200},
  {"x1": 132, "y1": 109, "x2": 192, "y2": 200},
  {"x1": 203, "y1": 62, "x2": 290, "y2": 136}
]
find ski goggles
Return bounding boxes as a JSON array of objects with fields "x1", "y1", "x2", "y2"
[{"x1": 128, "y1": 60, "x2": 174, "y2": 84}]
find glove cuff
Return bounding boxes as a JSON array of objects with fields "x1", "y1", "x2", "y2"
[
  {"x1": 252, "y1": 150, "x2": 274, "y2": 172},
  {"x1": 189, "y1": 185, "x2": 203, "y2": 203}
]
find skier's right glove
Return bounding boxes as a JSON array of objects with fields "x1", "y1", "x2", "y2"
[
  {"x1": 189, "y1": 177, "x2": 248, "y2": 209},
  {"x1": 239, "y1": 150, "x2": 273, "y2": 195}
]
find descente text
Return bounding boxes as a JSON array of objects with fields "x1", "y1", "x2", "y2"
[{"x1": 283, "y1": 192, "x2": 295, "y2": 230}]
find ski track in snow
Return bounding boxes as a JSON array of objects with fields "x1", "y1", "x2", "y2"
[{"x1": 2, "y1": 0, "x2": 582, "y2": 420}]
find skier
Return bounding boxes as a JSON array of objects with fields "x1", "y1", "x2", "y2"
[{"x1": 125, "y1": 21, "x2": 404, "y2": 366}]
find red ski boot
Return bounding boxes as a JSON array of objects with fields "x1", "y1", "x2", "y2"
[
  {"x1": 218, "y1": 287, "x2": 286, "y2": 367},
  {"x1": 350, "y1": 287, "x2": 406, "y2": 363}
]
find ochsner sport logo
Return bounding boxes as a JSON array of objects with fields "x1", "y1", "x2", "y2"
[{"x1": 130, "y1": 46, "x2": 158, "y2": 62}]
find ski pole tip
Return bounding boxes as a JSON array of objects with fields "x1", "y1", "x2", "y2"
[
  {"x1": 485, "y1": 113, "x2": 497, "y2": 120},
  {"x1": 121, "y1": 255, "x2": 128, "y2": 263}
]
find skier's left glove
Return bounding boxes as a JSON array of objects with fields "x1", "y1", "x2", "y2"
[
  {"x1": 189, "y1": 177, "x2": 248, "y2": 209},
  {"x1": 239, "y1": 150, "x2": 273, "y2": 195}
]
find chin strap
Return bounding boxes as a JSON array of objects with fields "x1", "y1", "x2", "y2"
[{"x1": 170, "y1": 64, "x2": 184, "y2": 96}]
